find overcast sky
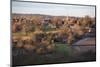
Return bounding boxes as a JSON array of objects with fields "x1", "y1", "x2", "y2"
[{"x1": 12, "y1": 1, "x2": 95, "y2": 17}]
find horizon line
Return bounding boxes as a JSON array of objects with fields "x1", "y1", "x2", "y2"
[{"x1": 12, "y1": 12, "x2": 95, "y2": 18}]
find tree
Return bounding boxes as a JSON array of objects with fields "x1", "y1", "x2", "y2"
[
  {"x1": 81, "y1": 16, "x2": 92, "y2": 27},
  {"x1": 22, "y1": 24, "x2": 29, "y2": 35},
  {"x1": 67, "y1": 28, "x2": 74, "y2": 45}
]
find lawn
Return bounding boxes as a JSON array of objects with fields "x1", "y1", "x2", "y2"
[{"x1": 13, "y1": 43, "x2": 73, "y2": 66}]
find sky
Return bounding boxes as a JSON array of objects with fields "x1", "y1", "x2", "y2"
[{"x1": 12, "y1": 1, "x2": 95, "y2": 17}]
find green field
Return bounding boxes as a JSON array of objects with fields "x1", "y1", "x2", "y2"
[{"x1": 13, "y1": 43, "x2": 73, "y2": 65}]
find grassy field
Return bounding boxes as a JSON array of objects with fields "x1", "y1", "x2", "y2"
[{"x1": 13, "y1": 43, "x2": 73, "y2": 66}]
